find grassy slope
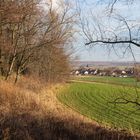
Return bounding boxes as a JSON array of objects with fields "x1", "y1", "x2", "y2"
[
  {"x1": 57, "y1": 82, "x2": 140, "y2": 133},
  {"x1": 0, "y1": 77, "x2": 139, "y2": 140}
]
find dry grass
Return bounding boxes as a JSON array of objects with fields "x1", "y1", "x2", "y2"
[
  {"x1": 0, "y1": 78, "x2": 45, "y2": 115},
  {"x1": 0, "y1": 77, "x2": 139, "y2": 140},
  {"x1": 0, "y1": 77, "x2": 48, "y2": 139}
]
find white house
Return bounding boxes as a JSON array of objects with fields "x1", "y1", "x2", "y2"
[
  {"x1": 84, "y1": 71, "x2": 89, "y2": 75},
  {"x1": 75, "y1": 70, "x2": 80, "y2": 75}
]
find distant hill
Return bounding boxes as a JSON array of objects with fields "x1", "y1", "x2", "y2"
[{"x1": 72, "y1": 61, "x2": 140, "y2": 68}]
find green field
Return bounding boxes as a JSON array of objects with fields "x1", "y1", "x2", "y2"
[
  {"x1": 57, "y1": 82, "x2": 140, "y2": 133},
  {"x1": 73, "y1": 76, "x2": 140, "y2": 87}
]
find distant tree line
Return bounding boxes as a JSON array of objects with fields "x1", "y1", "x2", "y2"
[{"x1": 0, "y1": 0, "x2": 76, "y2": 83}]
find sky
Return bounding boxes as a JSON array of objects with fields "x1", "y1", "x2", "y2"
[
  {"x1": 72, "y1": 0, "x2": 140, "y2": 62},
  {"x1": 45, "y1": 0, "x2": 140, "y2": 62}
]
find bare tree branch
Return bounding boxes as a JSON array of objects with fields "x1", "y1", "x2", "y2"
[{"x1": 85, "y1": 40, "x2": 140, "y2": 47}]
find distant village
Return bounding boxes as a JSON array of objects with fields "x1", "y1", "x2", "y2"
[{"x1": 71, "y1": 65, "x2": 135, "y2": 78}]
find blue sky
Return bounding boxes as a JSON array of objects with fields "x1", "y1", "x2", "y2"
[{"x1": 73, "y1": 0, "x2": 140, "y2": 62}]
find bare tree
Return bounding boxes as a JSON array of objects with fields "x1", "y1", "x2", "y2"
[
  {"x1": 78, "y1": 0, "x2": 139, "y2": 49},
  {"x1": 32, "y1": 1, "x2": 76, "y2": 83},
  {"x1": 0, "y1": 0, "x2": 41, "y2": 81},
  {"x1": 0, "y1": 0, "x2": 76, "y2": 83}
]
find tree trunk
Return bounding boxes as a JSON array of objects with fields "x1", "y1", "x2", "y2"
[
  {"x1": 15, "y1": 68, "x2": 20, "y2": 83},
  {"x1": 5, "y1": 56, "x2": 16, "y2": 80}
]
